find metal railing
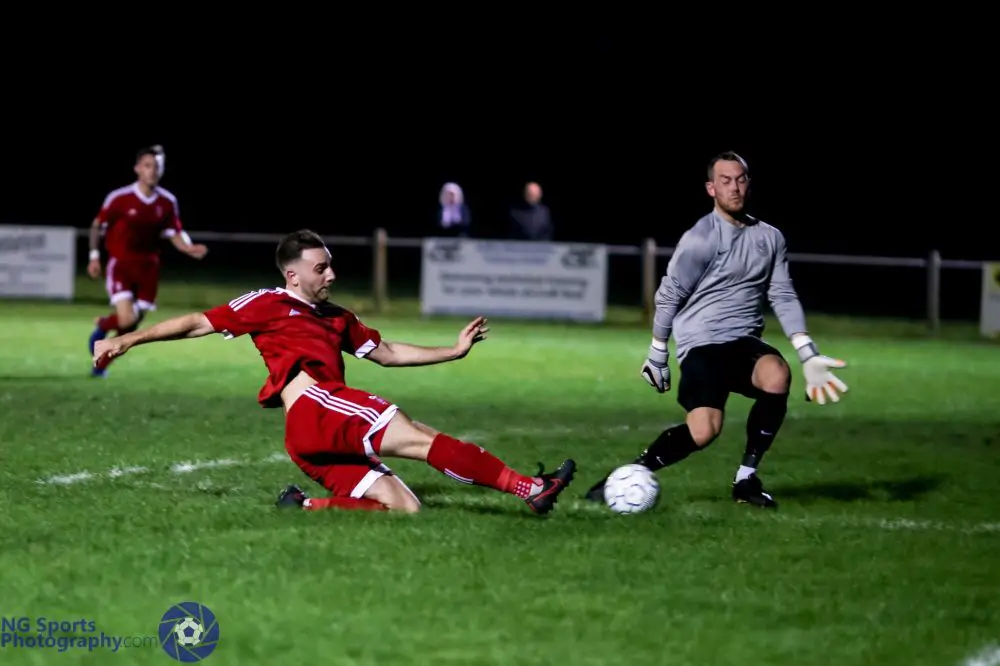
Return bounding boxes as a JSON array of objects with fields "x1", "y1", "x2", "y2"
[{"x1": 75, "y1": 228, "x2": 985, "y2": 329}]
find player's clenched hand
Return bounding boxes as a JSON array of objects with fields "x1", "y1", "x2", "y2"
[
  {"x1": 188, "y1": 244, "x2": 208, "y2": 260},
  {"x1": 87, "y1": 259, "x2": 101, "y2": 279},
  {"x1": 793, "y1": 335, "x2": 848, "y2": 405},
  {"x1": 640, "y1": 340, "x2": 670, "y2": 393},
  {"x1": 454, "y1": 316, "x2": 488, "y2": 358},
  {"x1": 93, "y1": 338, "x2": 131, "y2": 370}
]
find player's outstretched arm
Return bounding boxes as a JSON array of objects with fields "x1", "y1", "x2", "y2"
[
  {"x1": 766, "y1": 231, "x2": 810, "y2": 340},
  {"x1": 642, "y1": 228, "x2": 714, "y2": 392},
  {"x1": 366, "y1": 317, "x2": 488, "y2": 367},
  {"x1": 767, "y1": 232, "x2": 848, "y2": 404},
  {"x1": 93, "y1": 312, "x2": 215, "y2": 369}
]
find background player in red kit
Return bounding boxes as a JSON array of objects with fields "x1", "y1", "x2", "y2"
[
  {"x1": 87, "y1": 145, "x2": 208, "y2": 377},
  {"x1": 93, "y1": 229, "x2": 576, "y2": 515}
]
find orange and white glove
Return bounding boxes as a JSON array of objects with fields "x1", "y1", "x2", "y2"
[{"x1": 792, "y1": 335, "x2": 848, "y2": 404}]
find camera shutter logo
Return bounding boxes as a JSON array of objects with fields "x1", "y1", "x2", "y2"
[{"x1": 158, "y1": 601, "x2": 220, "y2": 662}]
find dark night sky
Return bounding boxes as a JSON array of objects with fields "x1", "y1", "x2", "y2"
[{"x1": 0, "y1": 30, "x2": 993, "y2": 263}]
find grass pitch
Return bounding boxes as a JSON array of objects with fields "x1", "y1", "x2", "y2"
[{"x1": 0, "y1": 275, "x2": 998, "y2": 665}]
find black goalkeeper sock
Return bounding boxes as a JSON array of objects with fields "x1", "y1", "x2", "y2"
[
  {"x1": 742, "y1": 391, "x2": 788, "y2": 469},
  {"x1": 635, "y1": 423, "x2": 700, "y2": 472}
]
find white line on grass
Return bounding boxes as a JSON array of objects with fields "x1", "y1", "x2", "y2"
[
  {"x1": 750, "y1": 512, "x2": 1000, "y2": 535},
  {"x1": 963, "y1": 645, "x2": 1000, "y2": 666},
  {"x1": 36, "y1": 454, "x2": 289, "y2": 487},
  {"x1": 670, "y1": 504, "x2": 1000, "y2": 535},
  {"x1": 41, "y1": 466, "x2": 149, "y2": 486},
  {"x1": 36, "y1": 423, "x2": 666, "y2": 485},
  {"x1": 171, "y1": 459, "x2": 240, "y2": 473},
  {"x1": 33, "y1": 452, "x2": 1000, "y2": 536}
]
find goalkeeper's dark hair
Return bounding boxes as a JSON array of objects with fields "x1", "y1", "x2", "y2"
[
  {"x1": 707, "y1": 151, "x2": 749, "y2": 181},
  {"x1": 276, "y1": 229, "x2": 327, "y2": 272}
]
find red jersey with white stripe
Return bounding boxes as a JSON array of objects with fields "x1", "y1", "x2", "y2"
[
  {"x1": 202, "y1": 288, "x2": 383, "y2": 408},
  {"x1": 96, "y1": 183, "x2": 183, "y2": 261}
]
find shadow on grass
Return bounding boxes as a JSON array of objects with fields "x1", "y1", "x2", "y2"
[
  {"x1": 398, "y1": 483, "x2": 607, "y2": 520},
  {"x1": 686, "y1": 474, "x2": 947, "y2": 505},
  {"x1": 775, "y1": 474, "x2": 946, "y2": 503}
]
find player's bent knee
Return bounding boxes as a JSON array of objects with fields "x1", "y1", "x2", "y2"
[
  {"x1": 686, "y1": 408, "x2": 723, "y2": 447},
  {"x1": 365, "y1": 476, "x2": 421, "y2": 513},
  {"x1": 754, "y1": 354, "x2": 791, "y2": 393},
  {"x1": 116, "y1": 308, "x2": 138, "y2": 330}
]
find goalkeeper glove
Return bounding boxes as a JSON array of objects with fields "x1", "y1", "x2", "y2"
[
  {"x1": 640, "y1": 339, "x2": 671, "y2": 393},
  {"x1": 792, "y1": 334, "x2": 848, "y2": 404}
]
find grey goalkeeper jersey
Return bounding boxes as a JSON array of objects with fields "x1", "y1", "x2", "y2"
[{"x1": 653, "y1": 210, "x2": 808, "y2": 361}]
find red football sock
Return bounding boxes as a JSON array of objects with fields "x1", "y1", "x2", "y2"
[
  {"x1": 427, "y1": 434, "x2": 541, "y2": 499},
  {"x1": 303, "y1": 497, "x2": 387, "y2": 511},
  {"x1": 98, "y1": 314, "x2": 118, "y2": 332}
]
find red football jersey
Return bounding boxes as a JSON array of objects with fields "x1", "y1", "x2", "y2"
[
  {"x1": 202, "y1": 288, "x2": 383, "y2": 408},
  {"x1": 96, "y1": 183, "x2": 183, "y2": 261}
]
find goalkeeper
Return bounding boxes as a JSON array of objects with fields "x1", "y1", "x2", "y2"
[{"x1": 583, "y1": 151, "x2": 848, "y2": 509}]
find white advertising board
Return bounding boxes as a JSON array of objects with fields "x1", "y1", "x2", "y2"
[
  {"x1": 0, "y1": 225, "x2": 76, "y2": 300},
  {"x1": 421, "y1": 238, "x2": 607, "y2": 322}
]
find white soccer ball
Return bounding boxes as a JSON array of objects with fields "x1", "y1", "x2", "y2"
[
  {"x1": 174, "y1": 617, "x2": 204, "y2": 646},
  {"x1": 603, "y1": 463, "x2": 660, "y2": 514}
]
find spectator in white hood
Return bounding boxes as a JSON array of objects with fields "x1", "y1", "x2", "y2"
[{"x1": 436, "y1": 182, "x2": 472, "y2": 237}]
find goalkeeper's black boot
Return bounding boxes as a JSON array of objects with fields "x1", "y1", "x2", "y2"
[
  {"x1": 732, "y1": 474, "x2": 777, "y2": 509},
  {"x1": 276, "y1": 484, "x2": 308, "y2": 509},
  {"x1": 582, "y1": 472, "x2": 610, "y2": 502},
  {"x1": 525, "y1": 459, "x2": 576, "y2": 515}
]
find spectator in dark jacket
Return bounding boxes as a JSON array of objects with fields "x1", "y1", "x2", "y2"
[{"x1": 508, "y1": 181, "x2": 552, "y2": 241}]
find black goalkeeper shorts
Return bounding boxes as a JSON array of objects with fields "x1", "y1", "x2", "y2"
[{"x1": 677, "y1": 336, "x2": 785, "y2": 412}]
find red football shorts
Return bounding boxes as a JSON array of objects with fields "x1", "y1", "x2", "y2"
[
  {"x1": 284, "y1": 382, "x2": 401, "y2": 498},
  {"x1": 105, "y1": 256, "x2": 161, "y2": 311}
]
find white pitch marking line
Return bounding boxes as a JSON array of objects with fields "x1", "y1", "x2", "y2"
[
  {"x1": 171, "y1": 459, "x2": 240, "y2": 474},
  {"x1": 39, "y1": 466, "x2": 150, "y2": 485},
  {"x1": 41, "y1": 471, "x2": 96, "y2": 486},
  {"x1": 674, "y1": 505, "x2": 1000, "y2": 536},
  {"x1": 963, "y1": 645, "x2": 1000, "y2": 666},
  {"x1": 36, "y1": 424, "x2": 647, "y2": 487},
  {"x1": 782, "y1": 513, "x2": 1000, "y2": 535},
  {"x1": 36, "y1": 455, "x2": 290, "y2": 486},
  {"x1": 31, "y1": 454, "x2": 1000, "y2": 537}
]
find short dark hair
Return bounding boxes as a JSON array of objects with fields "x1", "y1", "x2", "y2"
[
  {"x1": 707, "y1": 151, "x2": 749, "y2": 181},
  {"x1": 276, "y1": 229, "x2": 326, "y2": 272},
  {"x1": 135, "y1": 145, "x2": 162, "y2": 163}
]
